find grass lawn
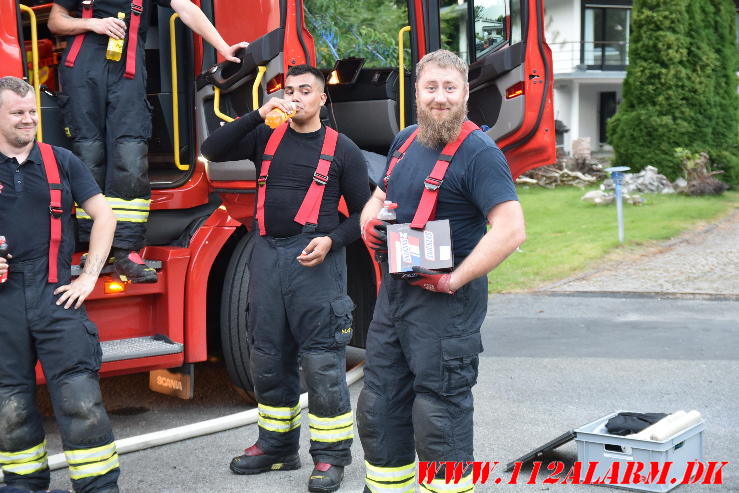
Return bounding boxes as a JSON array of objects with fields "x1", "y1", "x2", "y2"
[{"x1": 488, "y1": 187, "x2": 739, "y2": 293}]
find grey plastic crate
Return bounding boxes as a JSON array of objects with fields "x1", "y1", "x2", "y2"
[{"x1": 574, "y1": 412, "x2": 704, "y2": 492}]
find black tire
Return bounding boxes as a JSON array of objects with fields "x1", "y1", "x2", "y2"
[
  {"x1": 220, "y1": 231, "x2": 257, "y2": 401},
  {"x1": 346, "y1": 240, "x2": 377, "y2": 349}
]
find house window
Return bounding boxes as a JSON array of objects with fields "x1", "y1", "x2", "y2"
[{"x1": 582, "y1": 4, "x2": 630, "y2": 70}]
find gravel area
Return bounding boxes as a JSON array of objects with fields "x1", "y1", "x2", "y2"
[{"x1": 543, "y1": 209, "x2": 739, "y2": 296}]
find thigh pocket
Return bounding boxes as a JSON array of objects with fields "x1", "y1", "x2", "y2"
[
  {"x1": 82, "y1": 320, "x2": 103, "y2": 370},
  {"x1": 330, "y1": 295, "x2": 355, "y2": 346},
  {"x1": 440, "y1": 332, "x2": 483, "y2": 396}
]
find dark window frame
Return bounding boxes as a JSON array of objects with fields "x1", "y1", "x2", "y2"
[{"x1": 580, "y1": 2, "x2": 631, "y2": 71}]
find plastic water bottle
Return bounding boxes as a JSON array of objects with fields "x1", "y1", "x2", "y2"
[
  {"x1": 106, "y1": 12, "x2": 126, "y2": 62},
  {"x1": 377, "y1": 200, "x2": 397, "y2": 223},
  {"x1": 265, "y1": 108, "x2": 296, "y2": 129}
]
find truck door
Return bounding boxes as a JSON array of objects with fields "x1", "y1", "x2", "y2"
[{"x1": 415, "y1": 0, "x2": 555, "y2": 176}]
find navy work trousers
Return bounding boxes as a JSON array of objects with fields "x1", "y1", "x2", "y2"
[
  {"x1": 248, "y1": 232, "x2": 355, "y2": 466},
  {"x1": 0, "y1": 257, "x2": 119, "y2": 492},
  {"x1": 357, "y1": 272, "x2": 487, "y2": 476}
]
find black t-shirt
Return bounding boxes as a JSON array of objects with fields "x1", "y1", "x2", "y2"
[
  {"x1": 0, "y1": 143, "x2": 100, "y2": 263},
  {"x1": 54, "y1": 0, "x2": 172, "y2": 44},
  {"x1": 380, "y1": 124, "x2": 518, "y2": 258},
  {"x1": 200, "y1": 111, "x2": 370, "y2": 250}
]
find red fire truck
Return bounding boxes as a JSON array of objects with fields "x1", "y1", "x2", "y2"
[{"x1": 1, "y1": 0, "x2": 554, "y2": 397}]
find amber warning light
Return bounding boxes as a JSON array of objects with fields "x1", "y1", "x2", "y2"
[
  {"x1": 506, "y1": 81, "x2": 525, "y2": 99},
  {"x1": 104, "y1": 279, "x2": 126, "y2": 294},
  {"x1": 266, "y1": 74, "x2": 284, "y2": 94}
]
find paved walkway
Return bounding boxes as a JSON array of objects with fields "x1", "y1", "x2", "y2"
[{"x1": 543, "y1": 209, "x2": 739, "y2": 296}]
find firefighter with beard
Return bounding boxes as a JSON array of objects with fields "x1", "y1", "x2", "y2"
[
  {"x1": 48, "y1": 0, "x2": 247, "y2": 282},
  {"x1": 357, "y1": 50, "x2": 526, "y2": 493},
  {"x1": 0, "y1": 76, "x2": 118, "y2": 493}
]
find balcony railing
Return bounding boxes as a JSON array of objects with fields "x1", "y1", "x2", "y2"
[{"x1": 549, "y1": 40, "x2": 629, "y2": 73}]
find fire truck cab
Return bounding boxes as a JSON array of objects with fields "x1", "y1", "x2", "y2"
[{"x1": 1, "y1": 0, "x2": 554, "y2": 397}]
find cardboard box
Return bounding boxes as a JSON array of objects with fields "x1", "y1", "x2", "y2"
[{"x1": 387, "y1": 220, "x2": 453, "y2": 273}]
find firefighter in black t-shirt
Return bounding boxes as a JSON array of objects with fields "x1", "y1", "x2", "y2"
[
  {"x1": 48, "y1": 0, "x2": 246, "y2": 282},
  {"x1": 201, "y1": 65, "x2": 370, "y2": 493},
  {"x1": 0, "y1": 76, "x2": 118, "y2": 493}
]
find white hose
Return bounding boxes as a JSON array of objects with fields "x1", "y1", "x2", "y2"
[{"x1": 0, "y1": 363, "x2": 364, "y2": 481}]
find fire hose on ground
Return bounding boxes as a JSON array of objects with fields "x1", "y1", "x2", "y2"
[{"x1": 0, "y1": 362, "x2": 364, "y2": 483}]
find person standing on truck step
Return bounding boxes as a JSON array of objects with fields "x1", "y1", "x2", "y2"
[
  {"x1": 48, "y1": 0, "x2": 248, "y2": 283},
  {"x1": 200, "y1": 64, "x2": 370, "y2": 493},
  {"x1": 357, "y1": 50, "x2": 526, "y2": 493},
  {"x1": 0, "y1": 76, "x2": 119, "y2": 493}
]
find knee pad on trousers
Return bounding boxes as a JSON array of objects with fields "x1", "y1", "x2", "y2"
[
  {"x1": 0, "y1": 393, "x2": 42, "y2": 451},
  {"x1": 301, "y1": 351, "x2": 347, "y2": 416},
  {"x1": 251, "y1": 350, "x2": 293, "y2": 404},
  {"x1": 356, "y1": 386, "x2": 384, "y2": 456},
  {"x1": 72, "y1": 140, "x2": 106, "y2": 188},
  {"x1": 413, "y1": 392, "x2": 473, "y2": 461},
  {"x1": 56, "y1": 373, "x2": 112, "y2": 447},
  {"x1": 110, "y1": 140, "x2": 150, "y2": 200}
]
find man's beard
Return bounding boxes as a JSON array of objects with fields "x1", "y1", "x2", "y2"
[
  {"x1": 2, "y1": 127, "x2": 35, "y2": 148},
  {"x1": 416, "y1": 102, "x2": 467, "y2": 148}
]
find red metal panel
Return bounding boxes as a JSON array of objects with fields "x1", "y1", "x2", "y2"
[
  {"x1": 412, "y1": 0, "x2": 427, "y2": 58},
  {"x1": 1, "y1": 0, "x2": 24, "y2": 77},
  {"x1": 150, "y1": 160, "x2": 211, "y2": 210},
  {"x1": 182, "y1": 210, "x2": 240, "y2": 362},
  {"x1": 213, "y1": 0, "x2": 281, "y2": 54}
]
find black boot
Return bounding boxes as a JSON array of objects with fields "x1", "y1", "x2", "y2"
[
  {"x1": 229, "y1": 444, "x2": 301, "y2": 475},
  {"x1": 308, "y1": 463, "x2": 344, "y2": 493},
  {"x1": 113, "y1": 249, "x2": 157, "y2": 283}
]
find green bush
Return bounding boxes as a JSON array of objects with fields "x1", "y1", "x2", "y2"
[{"x1": 609, "y1": 0, "x2": 739, "y2": 185}]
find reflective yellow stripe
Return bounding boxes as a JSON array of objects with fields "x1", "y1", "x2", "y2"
[
  {"x1": 64, "y1": 442, "x2": 117, "y2": 465},
  {"x1": 365, "y1": 477, "x2": 416, "y2": 492},
  {"x1": 258, "y1": 415, "x2": 302, "y2": 433},
  {"x1": 309, "y1": 426, "x2": 354, "y2": 443},
  {"x1": 308, "y1": 411, "x2": 353, "y2": 430},
  {"x1": 0, "y1": 440, "x2": 46, "y2": 463},
  {"x1": 365, "y1": 461, "x2": 416, "y2": 481},
  {"x1": 258, "y1": 403, "x2": 301, "y2": 419},
  {"x1": 3, "y1": 455, "x2": 48, "y2": 475},
  {"x1": 112, "y1": 210, "x2": 149, "y2": 222},
  {"x1": 105, "y1": 197, "x2": 151, "y2": 210},
  {"x1": 419, "y1": 473, "x2": 474, "y2": 492},
  {"x1": 75, "y1": 209, "x2": 92, "y2": 220},
  {"x1": 68, "y1": 453, "x2": 120, "y2": 480}
]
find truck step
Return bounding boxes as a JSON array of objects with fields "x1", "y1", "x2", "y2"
[{"x1": 101, "y1": 335, "x2": 183, "y2": 363}]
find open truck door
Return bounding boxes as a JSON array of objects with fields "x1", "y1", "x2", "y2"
[{"x1": 411, "y1": 0, "x2": 555, "y2": 176}]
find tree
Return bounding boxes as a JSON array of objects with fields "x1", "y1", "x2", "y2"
[
  {"x1": 304, "y1": 0, "x2": 408, "y2": 68},
  {"x1": 608, "y1": 0, "x2": 738, "y2": 184}
]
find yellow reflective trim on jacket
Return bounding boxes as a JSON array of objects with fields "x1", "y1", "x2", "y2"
[
  {"x1": 105, "y1": 197, "x2": 151, "y2": 210},
  {"x1": 75, "y1": 209, "x2": 93, "y2": 220},
  {"x1": 111, "y1": 210, "x2": 149, "y2": 222},
  {"x1": 64, "y1": 442, "x2": 117, "y2": 465},
  {"x1": 308, "y1": 411, "x2": 353, "y2": 430},
  {"x1": 68, "y1": 453, "x2": 120, "y2": 480},
  {"x1": 0, "y1": 440, "x2": 47, "y2": 463}
]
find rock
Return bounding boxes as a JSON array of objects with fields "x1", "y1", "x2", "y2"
[
  {"x1": 602, "y1": 166, "x2": 675, "y2": 194},
  {"x1": 673, "y1": 177, "x2": 689, "y2": 193},
  {"x1": 581, "y1": 190, "x2": 614, "y2": 205}
]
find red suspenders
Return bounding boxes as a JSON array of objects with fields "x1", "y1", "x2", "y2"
[
  {"x1": 38, "y1": 143, "x2": 64, "y2": 284},
  {"x1": 64, "y1": 0, "x2": 144, "y2": 79},
  {"x1": 124, "y1": 0, "x2": 144, "y2": 79},
  {"x1": 383, "y1": 120, "x2": 480, "y2": 229},
  {"x1": 256, "y1": 124, "x2": 340, "y2": 236},
  {"x1": 65, "y1": 0, "x2": 94, "y2": 68}
]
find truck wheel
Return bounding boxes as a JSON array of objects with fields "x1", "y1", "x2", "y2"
[
  {"x1": 346, "y1": 240, "x2": 376, "y2": 349},
  {"x1": 220, "y1": 231, "x2": 256, "y2": 402}
]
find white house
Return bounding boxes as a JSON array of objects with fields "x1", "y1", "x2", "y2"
[{"x1": 545, "y1": 0, "x2": 631, "y2": 154}]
